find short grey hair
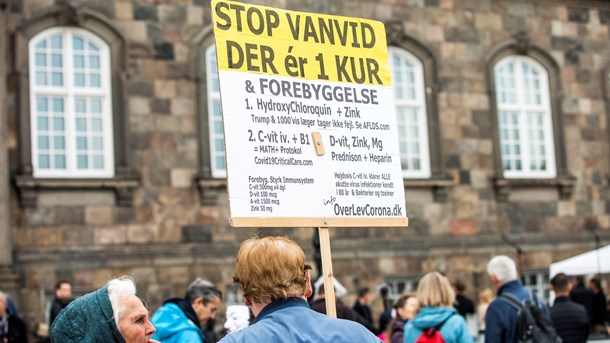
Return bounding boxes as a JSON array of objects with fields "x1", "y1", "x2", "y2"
[
  {"x1": 108, "y1": 276, "x2": 137, "y2": 329},
  {"x1": 185, "y1": 278, "x2": 222, "y2": 305},
  {"x1": 487, "y1": 255, "x2": 518, "y2": 283}
]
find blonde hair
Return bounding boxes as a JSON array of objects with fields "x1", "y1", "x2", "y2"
[
  {"x1": 479, "y1": 288, "x2": 494, "y2": 303},
  {"x1": 416, "y1": 271, "x2": 455, "y2": 307},
  {"x1": 233, "y1": 236, "x2": 311, "y2": 303},
  {"x1": 108, "y1": 276, "x2": 137, "y2": 329}
]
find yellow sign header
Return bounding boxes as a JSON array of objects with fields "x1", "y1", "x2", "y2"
[{"x1": 211, "y1": 0, "x2": 391, "y2": 86}]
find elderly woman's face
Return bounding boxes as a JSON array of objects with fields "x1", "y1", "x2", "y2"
[{"x1": 118, "y1": 294, "x2": 156, "y2": 343}]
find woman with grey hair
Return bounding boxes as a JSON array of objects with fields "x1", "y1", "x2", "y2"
[{"x1": 51, "y1": 276, "x2": 158, "y2": 343}]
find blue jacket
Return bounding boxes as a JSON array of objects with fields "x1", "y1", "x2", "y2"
[
  {"x1": 219, "y1": 298, "x2": 382, "y2": 343},
  {"x1": 485, "y1": 280, "x2": 549, "y2": 343},
  {"x1": 151, "y1": 299, "x2": 205, "y2": 343},
  {"x1": 403, "y1": 306, "x2": 473, "y2": 343}
]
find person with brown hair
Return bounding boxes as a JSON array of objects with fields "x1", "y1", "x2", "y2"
[
  {"x1": 218, "y1": 236, "x2": 381, "y2": 343},
  {"x1": 403, "y1": 272, "x2": 473, "y2": 343},
  {"x1": 385, "y1": 294, "x2": 418, "y2": 343}
]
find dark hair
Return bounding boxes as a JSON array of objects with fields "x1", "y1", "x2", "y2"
[
  {"x1": 590, "y1": 277, "x2": 601, "y2": 290},
  {"x1": 452, "y1": 279, "x2": 466, "y2": 293},
  {"x1": 55, "y1": 280, "x2": 71, "y2": 290},
  {"x1": 185, "y1": 278, "x2": 223, "y2": 305},
  {"x1": 358, "y1": 287, "x2": 370, "y2": 298},
  {"x1": 550, "y1": 273, "x2": 569, "y2": 292},
  {"x1": 386, "y1": 294, "x2": 416, "y2": 339}
]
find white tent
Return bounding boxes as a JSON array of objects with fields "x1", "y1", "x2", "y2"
[{"x1": 549, "y1": 244, "x2": 610, "y2": 277}]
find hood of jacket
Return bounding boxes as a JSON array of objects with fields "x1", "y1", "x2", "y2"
[
  {"x1": 151, "y1": 299, "x2": 202, "y2": 340},
  {"x1": 50, "y1": 284, "x2": 126, "y2": 343},
  {"x1": 409, "y1": 306, "x2": 457, "y2": 330}
]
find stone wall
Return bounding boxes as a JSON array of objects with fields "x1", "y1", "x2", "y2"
[{"x1": 2, "y1": 0, "x2": 610, "y2": 331}]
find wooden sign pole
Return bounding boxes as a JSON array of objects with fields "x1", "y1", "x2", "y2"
[{"x1": 318, "y1": 226, "x2": 337, "y2": 318}]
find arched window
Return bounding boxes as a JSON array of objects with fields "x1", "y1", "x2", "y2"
[
  {"x1": 485, "y1": 35, "x2": 574, "y2": 201},
  {"x1": 14, "y1": 5, "x2": 139, "y2": 207},
  {"x1": 494, "y1": 56, "x2": 556, "y2": 178},
  {"x1": 205, "y1": 45, "x2": 226, "y2": 178},
  {"x1": 389, "y1": 47, "x2": 430, "y2": 178},
  {"x1": 29, "y1": 27, "x2": 114, "y2": 177}
]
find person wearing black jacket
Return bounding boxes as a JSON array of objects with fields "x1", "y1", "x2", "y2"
[
  {"x1": 49, "y1": 280, "x2": 73, "y2": 325},
  {"x1": 589, "y1": 277, "x2": 608, "y2": 334},
  {"x1": 0, "y1": 291, "x2": 28, "y2": 343},
  {"x1": 551, "y1": 273, "x2": 589, "y2": 343},
  {"x1": 570, "y1": 275, "x2": 595, "y2": 329},
  {"x1": 310, "y1": 285, "x2": 377, "y2": 334}
]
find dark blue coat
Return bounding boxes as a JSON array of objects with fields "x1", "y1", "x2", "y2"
[{"x1": 484, "y1": 280, "x2": 549, "y2": 343}]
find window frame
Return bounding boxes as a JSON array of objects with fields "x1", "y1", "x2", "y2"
[
  {"x1": 385, "y1": 22, "x2": 452, "y2": 202},
  {"x1": 205, "y1": 45, "x2": 226, "y2": 179},
  {"x1": 388, "y1": 47, "x2": 431, "y2": 178},
  {"x1": 494, "y1": 55, "x2": 556, "y2": 179},
  {"x1": 13, "y1": 5, "x2": 139, "y2": 207},
  {"x1": 485, "y1": 35, "x2": 574, "y2": 201},
  {"x1": 28, "y1": 27, "x2": 115, "y2": 178}
]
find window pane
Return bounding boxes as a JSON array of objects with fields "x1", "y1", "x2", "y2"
[
  {"x1": 36, "y1": 72, "x2": 47, "y2": 86},
  {"x1": 89, "y1": 56, "x2": 100, "y2": 69},
  {"x1": 54, "y1": 154, "x2": 66, "y2": 169},
  {"x1": 216, "y1": 156, "x2": 226, "y2": 169},
  {"x1": 74, "y1": 55, "x2": 84, "y2": 68},
  {"x1": 36, "y1": 53, "x2": 46, "y2": 66},
  {"x1": 37, "y1": 98, "x2": 48, "y2": 112},
  {"x1": 76, "y1": 137, "x2": 87, "y2": 150},
  {"x1": 37, "y1": 117, "x2": 48, "y2": 130},
  {"x1": 214, "y1": 122, "x2": 223, "y2": 134},
  {"x1": 36, "y1": 40, "x2": 46, "y2": 49},
  {"x1": 51, "y1": 54, "x2": 62, "y2": 67},
  {"x1": 92, "y1": 137, "x2": 103, "y2": 150},
  {"x1": 51, "y1": 72, "x2": 63, "y2": 86},
  {"x1": 75, "y1": 73, "x2": 85, "y2": 87},
  {"x1": 88, "y1": 42, "x2": 98, "y2": 52},
  {"x1": 73, "y1": 37, "x2": 84, "y2": 50},
  {"x1": 75, "y1": 99, "x2": 86, "y2": 113},
  {"x1": 54, "y1": 136, "x2": 65, "y2": 150},
  {"x1": 52, "y1": 98, "x2": 64, "y2": 112},
  {"x1": 37, "y1": 136, "x2": 49, "y2": 149},
  {"x1": 90, "y1": 74, "x2": 101, "y2": 87},
  {"x1": 91, "y1": 118, "x2": 102, "y2": 131},
  {"x1": 91, "y1": 99, "x2": 102, "y2": 113},
  {"x1": 92, "y1": 155, "x2": 104, "y2": 169},
  {"x1": 77, "y1": 155, "x2": 88, "y2": 169},
  {"x1": 53, "y1": 118, "x2": 64, "y2": 131},
  {"x1": 38, "y1": 155, "x2": 50, "y2": 169},
  {"x1": 76, "y1": 118, "x2": 87, "y2": 131},
  {"x1": 50, "y1": 35, "x2": 62, "y2": 49}
]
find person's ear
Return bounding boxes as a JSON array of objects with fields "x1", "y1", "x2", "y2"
[
  {"x1": 305, "y1": 270, "x2": 313, "y2": 298},
  {"x1": 243, "y1": 295, "x2": 252, "y2": 307}
]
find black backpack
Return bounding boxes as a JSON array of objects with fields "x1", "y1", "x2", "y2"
[{"x1": 499, "y1": 292, "x2": 562, "y2": 343}]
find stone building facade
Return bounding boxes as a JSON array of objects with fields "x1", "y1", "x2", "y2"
[{"x1": 1, "y1": 0, "x2": 610, "y2": 333}]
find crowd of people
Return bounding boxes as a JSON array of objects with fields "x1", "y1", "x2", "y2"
[{"x1": 1, "y1": 236, "x2": 610, "y2": 343}]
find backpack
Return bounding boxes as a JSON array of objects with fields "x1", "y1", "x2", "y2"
[
  {"x1": 499, "y1": 293, "x2": 562, "y2": 343},
  {"x1": 415, "y1": 314, "x2": 454, "y2": 343}
]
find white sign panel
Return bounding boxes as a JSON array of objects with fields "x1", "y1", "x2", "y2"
[{"x1": 212, "y1": 0, "x2": 407, "y2": 227}]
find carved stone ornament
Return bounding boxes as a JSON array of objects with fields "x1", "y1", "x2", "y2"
[
  {"x1": 56, "y1": 0, "x2": 83, "y2": 26},
  {"x1": 513, "y1": 30, "x2": 531, "y2": 55}
]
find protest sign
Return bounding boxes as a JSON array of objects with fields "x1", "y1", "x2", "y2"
[{"x1": 212, "y1": 0, "x2": 408, "y2": 228}]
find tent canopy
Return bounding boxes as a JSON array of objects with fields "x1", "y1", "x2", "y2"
[{"x1": 549, "y1": 244, "x2": 610, "y2": 277}]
